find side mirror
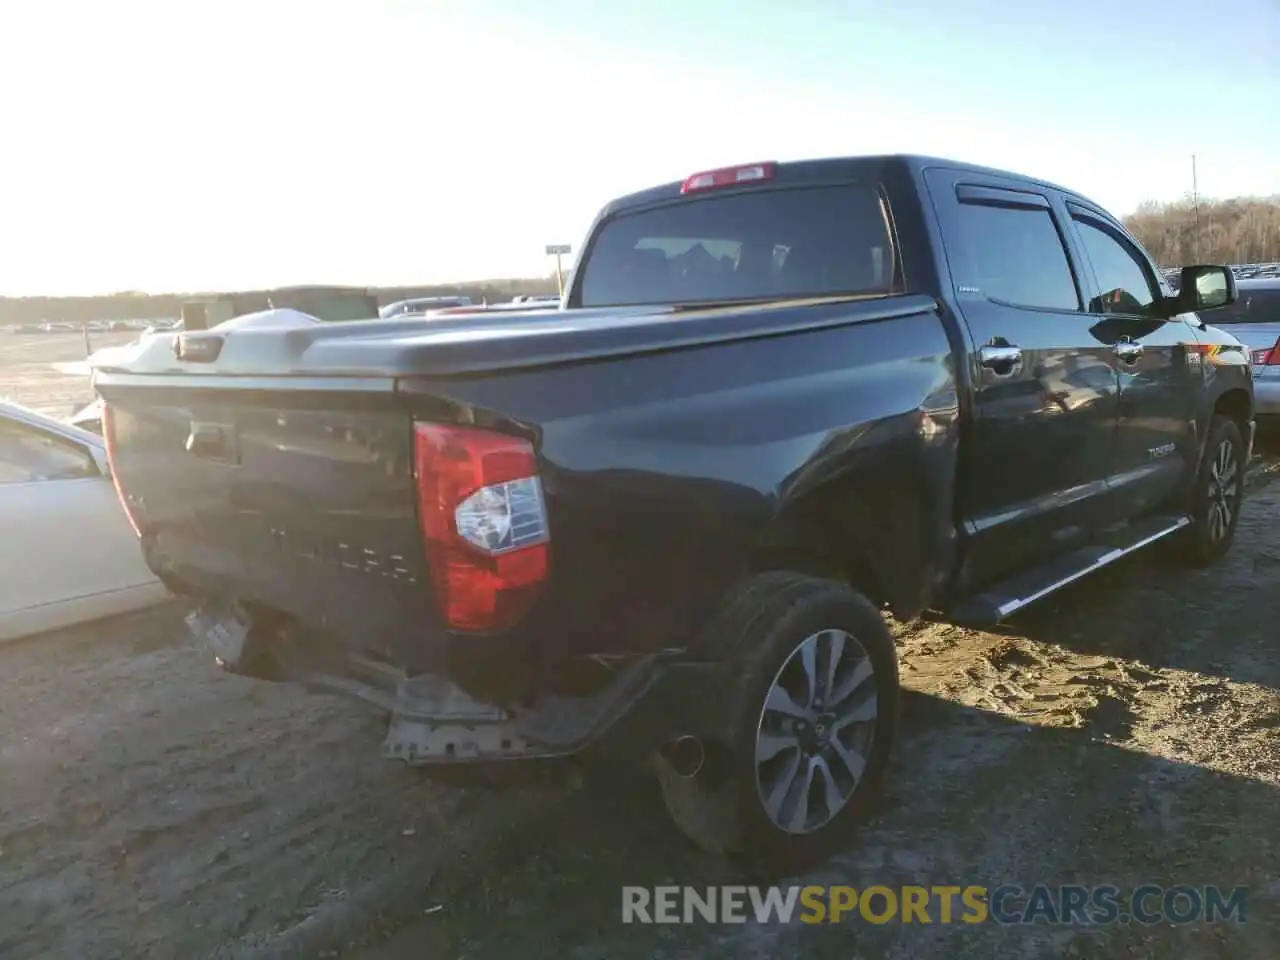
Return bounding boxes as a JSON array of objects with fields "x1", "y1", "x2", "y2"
[{"x1": 1177, "y1": 265, "x2": 1236, "y2": 313}]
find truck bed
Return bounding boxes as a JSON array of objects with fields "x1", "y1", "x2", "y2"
[{"x1": 94, "y1": 293, "x2": 953, "y2": 700}]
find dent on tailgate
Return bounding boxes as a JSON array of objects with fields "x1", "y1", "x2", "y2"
[{"x1": 104, "y1": 388, "x2": 436, "y2": 666}]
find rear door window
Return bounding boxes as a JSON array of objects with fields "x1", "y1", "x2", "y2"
[
  {"x1": 949, "y1": 199, "x2": 1080, "y2": 311},
  {"x1": 577, "y1": 186, "x2": 895, "y2": 308}
]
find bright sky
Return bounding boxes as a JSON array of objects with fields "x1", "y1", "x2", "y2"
[{"x1": 0, "y1": 0, "x2": 1276, "y2": 296}]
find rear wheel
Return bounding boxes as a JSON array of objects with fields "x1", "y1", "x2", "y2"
[
  {"x1": 655, "y1": 572, "x2": 898, "y2": 874},
  {"x1": 1178, "y1": 415, "x2": 1245, "y2": 566}
]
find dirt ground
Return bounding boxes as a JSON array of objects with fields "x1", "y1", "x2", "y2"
[
  {"x1": 1, "y1": 334, "x2": 1277, "y2": 959},
  {"x1": 0, "y1": 329, "x2": 142, "y2": 416}
]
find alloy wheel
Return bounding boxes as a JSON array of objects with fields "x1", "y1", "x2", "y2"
[
  {"x1": 1206, "y1": 437, "x2": 1240, "y2": 543},
  {"x1": 753, "y1": 629, "x2": 878, "y2": 835}
]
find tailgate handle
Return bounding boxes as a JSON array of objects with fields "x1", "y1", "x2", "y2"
[{"x1": 186, "y1": 422, "x2": 237, "y2": 462}]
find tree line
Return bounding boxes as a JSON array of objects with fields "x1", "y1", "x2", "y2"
[{"x1": 1123, "y1": 195, "x2": 1280, "y2": 268}]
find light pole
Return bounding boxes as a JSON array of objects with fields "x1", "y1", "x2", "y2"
[
  {"x1": 1191, "y1": 154, "x2": 1200, "y2": 263},
  {"x1": 545, "y1": 244, "x2": 572, "y2": 296}
]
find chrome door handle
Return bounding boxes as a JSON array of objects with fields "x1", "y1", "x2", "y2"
[
  {"x1": 979, "y1": 342, "x2": 1023, "y2": 377},
  {"x1": 1114, "y1": 338, "x2": 1143, "y2": 363}
]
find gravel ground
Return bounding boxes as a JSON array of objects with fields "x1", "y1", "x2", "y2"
[{"x1": 2, "y1": 333, "x2": 1276, "y2": 958}]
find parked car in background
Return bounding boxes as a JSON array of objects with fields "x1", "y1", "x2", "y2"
[
  {"x1": 1200, "y1": 277, "x2": 1280, "y2": 432},
  {"x1": 379, "y1": 296, "x2": 474, "y2": 319},
  {"x1": 1230, "y1": 263, "x2": 1280, "y2": 281},
  {"x1": 94, "y1": 154, "x2": 1249, "y2": 871},
  {"x1": 425, "y1": 300, "x2": 562, "y2": 318},
  {"x1": 0, "y1": 402, "x2": 168, "y2": 642}
]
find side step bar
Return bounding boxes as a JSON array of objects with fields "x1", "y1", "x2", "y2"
[{"x1": 949, "y1": 513, "x2": 1191, "y2": 627}]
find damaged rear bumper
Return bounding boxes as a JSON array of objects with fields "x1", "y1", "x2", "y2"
[
  {"x1": 381, "y1": 656, "x2": 724, "y2": 765},
  {"x1": 185, "y1": 604, "x2": 725, "y2": 766}
]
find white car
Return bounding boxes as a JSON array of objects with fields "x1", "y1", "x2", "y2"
[{"x1": 0, "y1": 401, "x2": 168, "y2": 641}]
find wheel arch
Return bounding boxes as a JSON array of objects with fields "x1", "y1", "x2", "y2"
[
  {"x1": 745, "y1": 456, "x2": 954, "y2": 622},
  {"x1": 1212, "y1": 386, "x2": 1253, "y2": 451}
]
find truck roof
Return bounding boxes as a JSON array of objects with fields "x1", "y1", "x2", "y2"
[{"x1": 600, "y1": 154, "x2": 1106, "y2": 217}]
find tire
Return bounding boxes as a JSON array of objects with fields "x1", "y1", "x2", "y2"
[
  {"x1": 655, "y1": 572, "x2": 899, "y2": 875},
  {"x1": 1178, "y1": 414, "x2": 1246, "y2": 566}
]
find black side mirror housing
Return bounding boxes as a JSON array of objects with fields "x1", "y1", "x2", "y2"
[{"x1": 1156, "y1": 265, "x2": 1237, "y2": 319}]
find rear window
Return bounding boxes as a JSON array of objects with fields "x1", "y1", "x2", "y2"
[
  {"x1": 1202, "y1": 287, "x2": 1280, "y2": 324},
  {"x1": 577, "y1": 185, "x2": 895, "y2": 308}
]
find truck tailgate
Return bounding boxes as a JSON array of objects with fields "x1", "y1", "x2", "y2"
[{"x1": 100, "y1": 382, "x2": 434, "y2": 668}]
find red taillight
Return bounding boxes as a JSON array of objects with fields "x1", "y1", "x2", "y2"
[
  {"x1": 680, "y1": 161, "x2": 776, "y2": 194},
  {"x1": 1251, "y1": 336, "x2": 1280, "y2": 365},
  {"x1": 100, "y1": 402, "x2": 143, "y2": 538},
  {"x1": 412, "y1": 423, "x2": 550, "y2": 632}
]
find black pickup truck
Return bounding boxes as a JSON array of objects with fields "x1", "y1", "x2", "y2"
[{"x1": 93, "y1": 155, "x2": 1251, "y2": 871}]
